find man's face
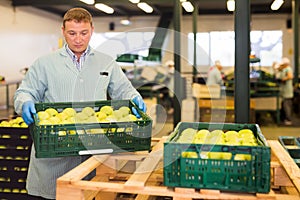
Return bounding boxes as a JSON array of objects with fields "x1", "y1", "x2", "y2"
[{"x1": 62, "y1": 20, "x2": 94, "y2": 57}]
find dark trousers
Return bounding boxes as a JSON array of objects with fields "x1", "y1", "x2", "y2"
[{"x1": 282, "y1": 98, "x2": 293, "y2": 121}]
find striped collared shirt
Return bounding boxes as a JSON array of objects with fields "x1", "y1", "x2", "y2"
[{"x1": 65, "y1": 45, "x2": 90, "y2": 71}]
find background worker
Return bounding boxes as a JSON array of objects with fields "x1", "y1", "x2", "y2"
[
  {"x1": 14, "y1": 7, "x2": 146, "y2": 199},
  {"x1": 206, "y1": 60, "x2": 224, "y2": 86},
  {"x1": 274, "y1": 57, "x2": 294, "y2": 125}
]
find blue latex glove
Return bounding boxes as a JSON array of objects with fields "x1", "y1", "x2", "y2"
[
  {"x1": 22, "y1": 101, "x2": 36, "y2": 125},
  {"x1": 132, "y1": 96, "x2": 146, "y2": 118}
]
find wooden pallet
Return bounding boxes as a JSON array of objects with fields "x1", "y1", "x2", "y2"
[{"x1": 56, "y1": 138, "x2": 300, "y2": 200}]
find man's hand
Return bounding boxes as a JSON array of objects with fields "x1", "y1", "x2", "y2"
[
  {"x1": 22, "y1": 101, "x2": 36, "y2": 125},
  {"x1": 132, "y1": 96, "x2": 146, "y2": 118}
]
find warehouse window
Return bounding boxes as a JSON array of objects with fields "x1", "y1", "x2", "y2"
[
  {"x1": 188, "y1": 30, "x2": 282, "y2": 67},
  {"x1": 250, "y1": 30, "x2": 282, "y2": 66},
  {"x1": 90, "y1": 32, "x2": 155, "y2": 59}
]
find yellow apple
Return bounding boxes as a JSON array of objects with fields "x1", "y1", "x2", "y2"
[
  {"x1": 0, "y1": 121, "x2": 11, "y2": 127},
  {"x1": 45, "y1": 108, "x2": 58, "y2": 117},
  {"x1": 106, "y1": 115, "x2": 117, "y2": 122},
  {"x1": 48, "y1": 116, "x2": 61, "y2": 124},
  {"x1": 209, "y1": 152, "x2": 222, "y2": 159},
  {"x1": 100, "y1": 105, "x2": 113, "y2": 116},
  {"x1": 82, "y1": 106, "x2": 95, "y2": 117},
  {"x1": 74, "y1": 112, "x2": 89, "y2": 122},
  {"x1": 62, "y1": 107, "x2": 77, "y2": 117},
  {"x1": 58, "y1": 131, "x2": 66, "y2": 136},
  {"x1": 39, "y1": 120, "x2": 52, "y2": 125},
  {"x1": 37, "y1": 111, "x2": 50, "y2": 121},
  {"x1": 113, "y1": 110, "x2": 123, "y2": 120},
  {"x1": 68, "y1": 130, "x2": 77, "y2": 135},
  {"x1": 56, "y1": 112, "x2": 68, "y2": 121},
  {"x1": 85, "y1": 116, "x2": 98, "y2": 123},
  {"x1": 15, "y1": 117, "x2": 24, "y2": 124},
  {"x1": 234, "y1": 154, "x2": 245, "y2": 161},
  {"x1": 187, "y1": 152, "x2": 198, "y2": 158},
  {"x1": 128, "y1": 114, "x2": 138, "y2": 121},
  {"x1": 96, "y1": 111, "x2": 106, "y2": 120},
  {"x1": 238, "y1": 129, "x2": 253, "y2": 137},
  {"x1": 118, "y1": 106, "x2": 131, "y2": 116},
  {"x1": 20, "y1": 122, "x2": 28, "y2": 128},
  {"x1": 221, "y1": 152, "x2": 232, "y2": 160},
  {"x1": 195, "y1": 129, "x2": 209, "y2": 139}
]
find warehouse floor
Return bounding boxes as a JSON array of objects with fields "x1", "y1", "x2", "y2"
[{"x1": 1, "y1": 106, "x2": 299, "y2": 141}]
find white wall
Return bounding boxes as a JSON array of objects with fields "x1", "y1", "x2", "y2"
[
  {"x1": 0, "y1": 0, "x2": 61, "y2": 107},
  {"x1": 0, "y1": 0, "x2": 61, "y2": 82}
]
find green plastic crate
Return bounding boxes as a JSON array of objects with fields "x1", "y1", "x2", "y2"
[
  {"x1": 0, "y1": 126, "x2": 32, "y2": 199},
  {"x1": 163, "y1": 122, "x2": 270, "y2": 193},
  {"x1": 30, "y1": 100, "x2": 152, "y2": 158},
  {"x1": 278, "y1": 136, "x2": 300, "y2": 168}
]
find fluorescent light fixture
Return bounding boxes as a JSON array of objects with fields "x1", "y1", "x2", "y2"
[
  {"x1": 95, "y1": 3, "x2": 114, "y2": 14},
  {"x1": 271, "y1": 0, "x2": 284, "y2": 10},
  {"x1": 227, "y1": 0, "x2": 235, "y2": 12},
  {"x1": 79, "y1": 0, "x2": 95, "y2": 5},
  {"x1": 129, "y1": 0, "x2": 140, "y2": 3},
  {"x1": 182, "y1": 1, "x2": 194, "y2": 12},
  {"x1": 137, "y1": 2, "x2": 153, "y2": 13},
  {"x1": 120, "y1": 19, "x2": 131, "y2": 25}
]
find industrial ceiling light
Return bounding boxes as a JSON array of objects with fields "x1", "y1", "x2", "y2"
[
  {"x1": 137, "y1": 2, "x2": 153, "y2": 13},
  {"x1": 79, "y1": 0, "x2": 94, "y2": 5},
  {"x1": 129, "y1": 0, "x2": 140, "y2": 3},
  {"x1": 271, "y1": 0, "x2": 284, "y2": 10},
  {"x1": 227, "y1": 0, "x2": 235, "y2": 12},
  {"x1": 95, "y1": 3, "x2": 114, "y2": 14},
  {"x1": 120, "y1": 18, "x2": 131, "y2": 25},
  {"x1": 182, "y1": 1, "x2": 194, "y2": 12}
]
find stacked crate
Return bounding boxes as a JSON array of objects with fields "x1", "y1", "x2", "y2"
[{"x1": 0, "y1": 126, "x2": 32, "y2": 199}]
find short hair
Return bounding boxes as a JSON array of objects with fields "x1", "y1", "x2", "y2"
[{"x1": 63, "y1": 7, "x2": 93, "y2": 28}]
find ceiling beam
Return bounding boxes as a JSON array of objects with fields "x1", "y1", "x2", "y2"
[{"x1": 12, "y1": 0, "x2": 84, "y2": 6}]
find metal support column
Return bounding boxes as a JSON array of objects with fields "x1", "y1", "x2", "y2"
[
  {"x1": 193, "y1": 2, "x2": 199, "y2": 82},
  {"x1": 234, "y1": 0, "x2": 251, "y2": 123},
  {"x1": 173, "y1": 0, "x2": 182, "y2": 127},
  {"x1": 292, "y1": 0, "x2": 299, "y2": 84}
]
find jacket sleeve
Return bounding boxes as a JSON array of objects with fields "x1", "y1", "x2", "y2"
[
  {"x1": 107, "y1": 61, "x2": 142, "y2": 100},
  {"x1": 14, "y1": 59, "x2": 46, "y2": 115}
]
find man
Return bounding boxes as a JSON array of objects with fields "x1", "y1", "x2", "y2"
[
  {"x1": 276, "y1": 57, "x2": 294, "y2": 125},
  {"x1": 14, "y1": 8, "x2": 145, "y2": 199},
  {"x1": 206, "y1": 60, "x2": 224, "y2": 86}
]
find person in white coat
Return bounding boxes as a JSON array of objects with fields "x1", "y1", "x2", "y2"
[
  {"x1": 206, "y1": 60, "x2": 224, "y2": 86},
  {"x1": 274, "y1": 57, "x2": 294, "y2": 125},
  {"x1": 14, "y1": 8, "x2": 146, "y2": 199}
]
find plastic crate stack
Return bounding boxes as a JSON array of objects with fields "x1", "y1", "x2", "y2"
[{"x1": 0, "y1": 126, "x2": 32, "y2": 199}]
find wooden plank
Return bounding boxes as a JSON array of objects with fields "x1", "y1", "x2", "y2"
[
  {"x1": 58, "y1": 155, "x2": 110, "y2": 182},
  {"x1": 256, "y1": 190, "x2": 276, "y2": 199},
  {"x1": 273, "y1": 166, "x2": 293, "y2": 187},
  {"x1": 173, "y1": 188, "x2": 194, "y2": 200},
  {"x1": 57, "y1": 155, "x2": 110, "y2": 200},
  {"x1": 83, "y1": 176, "x2": 103, "y2": 200},
  {"x1": 268, "y1": 140, "x2": 300, "y2": 193},
  {"x1": 56, "y1": 186, "x2": 85, "y2": 200},
  {"x1": 124, "y1": 137, "x2": 166, "y2": 189}
]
